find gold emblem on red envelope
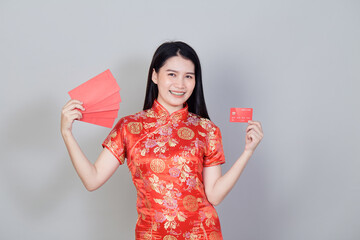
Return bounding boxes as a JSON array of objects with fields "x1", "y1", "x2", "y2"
[
  {"x1": 150, "y1": 159, "x2": 165, "y2": 173},
  {"x1": 183, "y1": 195, "x2": 198, "y2": 212},
  {"x1": 177, "y1": 127, "x2": 195, "y2": 140},
  {"x1": 128, "y1": 122, "x2": 143, "y2": 134}
]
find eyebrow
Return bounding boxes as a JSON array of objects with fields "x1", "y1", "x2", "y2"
[{"x1": 166, "y1": 69, "x2": 195, "y2": 75}]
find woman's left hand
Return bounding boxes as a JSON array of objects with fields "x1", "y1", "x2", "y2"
[{"x1": 244, "y1": 120, "x2": 264, "y2": 153}]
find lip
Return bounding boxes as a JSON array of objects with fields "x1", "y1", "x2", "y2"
[{"x1": 169, "y1": 90, "x2": 186, "y2": 96}]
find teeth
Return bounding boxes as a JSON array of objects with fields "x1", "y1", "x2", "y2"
[{"x1": 170, "y1": 90, "x2": 185, "y2": 96}]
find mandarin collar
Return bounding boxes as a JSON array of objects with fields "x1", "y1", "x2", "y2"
[{"x1": 152, "y1": 99, "x2": 189, "y2": 121}]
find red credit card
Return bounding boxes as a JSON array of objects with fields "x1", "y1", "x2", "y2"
[{"x1": 230, "y1": 108, "x2": 253, "y2": 122}]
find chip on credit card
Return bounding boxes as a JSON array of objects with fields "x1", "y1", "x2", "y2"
[{"x1": 230, "y1": 108, "x2": 253, "y2": 122}]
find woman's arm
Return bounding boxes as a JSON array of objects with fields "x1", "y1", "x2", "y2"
[
  {"x1": 203, "y1": 120, "x2": 263, "y2": 206},
  {"x1": 61, "y1": 99, "x2": 119, "y2": 191}
]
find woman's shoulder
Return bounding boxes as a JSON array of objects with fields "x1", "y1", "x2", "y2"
[
  {"x1": 187, "y1": 112, "x2": 219, "y2": 132},
  {"x1": 112, "y1": 108, "x2": 155, "y2": 128},
  {"x1": 123, "y1": 109, "x2": 148, "y2": 121},
  {"x1": 109, "y1": 109, "x2": 141, "y2": 128}
]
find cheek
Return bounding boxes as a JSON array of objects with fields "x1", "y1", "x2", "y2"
[
  {"x1": 188, "y1": 80, "x2": 196, "y2": 93},
  {"x1": 157, "y1": 78, "x2": 170, "y2": 90}
]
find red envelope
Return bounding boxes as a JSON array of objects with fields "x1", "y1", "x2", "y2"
[
  {"x1": 68, "y1": 69, "x2": 120, "y2": 109},
  {"x1": 68, "y1": 69, "x2": 121, "y2": 128},
  {"x1": 80, "y1": 116, "x2": 116, "y2": 128},
  {"x1": 84, "y1": 92, "x2": 121, "y2": 113},
  {"x1": 85, "y1": 102, "x2": 120, "y2": 113},
  {"x1": 82, "y1": 110, "x2": 118, "y2": 119},
  {"x1": 230, "y1": 108, "x2": 253, "y2": 122}
]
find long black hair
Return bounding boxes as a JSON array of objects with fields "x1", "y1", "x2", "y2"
[{"x1": 143, "y1": 41, "x2": 210, "y2": 120}]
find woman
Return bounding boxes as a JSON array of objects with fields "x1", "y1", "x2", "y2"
[{"x1": 61, "y1": 41, "x2": 264, "y2": 240}]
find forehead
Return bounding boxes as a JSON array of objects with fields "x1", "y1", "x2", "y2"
[{"x1": 161, "y1": 56, "x2": 195, "y2": 72}]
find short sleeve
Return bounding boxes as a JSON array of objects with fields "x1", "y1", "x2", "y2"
[
  {"x1": 102, "y1": 118, "x2": 127, "y2": 165},
  {"x1": 203, "y1": 126, "x2": 225, "y2": 167}
]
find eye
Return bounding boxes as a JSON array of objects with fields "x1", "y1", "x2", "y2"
[
  {"x1": 186, "y1": 75, "x2": 193, "y2": 79},
  {"x1": 168, "y1": 73, "x2": 176, "y2": 77}
]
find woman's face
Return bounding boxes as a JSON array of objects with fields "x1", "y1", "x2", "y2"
[{"x1": 152, "y1": 55, "x2": 195, "y2": 114}]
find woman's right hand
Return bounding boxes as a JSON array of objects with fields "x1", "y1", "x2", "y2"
[{"x1": 61, "y1": 99, "x2": 85, "y2": 136}]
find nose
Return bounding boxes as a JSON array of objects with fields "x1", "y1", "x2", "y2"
[{"x1": 174, "y1": 76, "x2": 185, "y2": 89}]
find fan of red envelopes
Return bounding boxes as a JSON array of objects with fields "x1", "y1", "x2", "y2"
[{"x1": 68, "y1": 69, "x2": 121, "y2": 128}]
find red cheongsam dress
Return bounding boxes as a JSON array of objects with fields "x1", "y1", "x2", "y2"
[{"x1": 102, "y1": 100, "x2": 225, "y2": 240}]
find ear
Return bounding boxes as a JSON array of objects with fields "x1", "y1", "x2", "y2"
[{"x1": 152, "y1": 68, "x2": 158, "y2": 84}]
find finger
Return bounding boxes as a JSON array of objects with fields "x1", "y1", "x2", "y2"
[
  {"x1": 246, "y1": 123, "x2": 263, "y2": 137},
  {"x1": 247, "y1": 129, "x2": 261, "y2": 141},
  {"x1": 69, "y1": 112, "x2": 83, "y2": 120},
  {"x1": 62, "y1": 108, "x2": 83, "y2": 120},
  {"x1": 246, "y1": 124, "x2": 260, "y2": 134},
  {"x1": 252, "y1": 130, "x2": 261, "y2": 141},
  {"x1": 62, "y1": 107, "x2": 77, "y2": 117},
  {"x1": 247, "y1": 128, "x2": 263, "y2": 142},
  {"x1": 248, "y1": 120, "x2": 262, "y2": 131},
  {"x1": 250, "y1": 125, "x2": 264, "y2": 138},
  {"x1": 72, "y1": 104, "x2": 85, "y2": 111},
  {"x1": 247, "y1": 132, "x2": 257, "y2": 142},
  {"x1": 63, "y1": 99, "x2": 84, "y2": 109},
  {"x1": 63, "y1": 103, "x2": 85, "y2": 112},
  {"x1": 248, "y1": 120, "x2": 262, "y2": 130},
  {"x1": 246, "y1": 124, "x2": 254, "y2": 132},
  {"x1": 64, "y1": 99, "x2": 82, "y2": 107},
  {"x1": 63, "y1": 111, "x2": 82, "y2": 121}
]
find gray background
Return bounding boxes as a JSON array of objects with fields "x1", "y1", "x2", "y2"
[{"x1": 1, "y1": 0, "x2": 359, "y2": 239}]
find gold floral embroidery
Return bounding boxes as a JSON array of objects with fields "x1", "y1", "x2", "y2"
[
  {"x1": 171, "y1": 155, "x2": 191, "y2": 183},
  {"x1": 102, "y1": 100, "x2": 225, "y2": 238},
  {"x1": 204, "y1": 208, "x2": 218, "y2": 227},
  {"x1": 209, "y1": 231, "x2": 222, "y2": 240},
  {"x1": 144, "y1": 122, "x2": 156, "y2": 129},
  {"x1": 146, "y1": 109, "x2": 156, "y2": 118},
  {"x1": 163, "y1": 235, "x2": 177, "y2": 240},
  {"x1": 199, "y1": 118, "x2": 212, "y2": 131},
  {"x1": 183, "y1": 195, "x2": 199, "y2": 212},
  {"x1": 198, "y1": 131, "x2": 206, "y2": 137},
  {"x1": 110, "y1": 131, "x2": 117, "y2": 138},
  {"x1": 127, "y1": 122, "x2": 143, "y2": 134},
  {"x1": 118, "y1": 154, "x2": 125, "y2": 164},
  {"x1": 142, "y1": 231, "x2": 152, "y2": 240},
  {"x1": 168, "y1": 138, "x2": 178, "y2": 147},
  {"x1": 150, "y1": 159, "x2": 166, "y2": 173},
  {"x1": 177, "y1": 127, "x2": 195, "y2": 140}
]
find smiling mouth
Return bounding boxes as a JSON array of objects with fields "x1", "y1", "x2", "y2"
[{"x1": 169, "y1": 90, "x2": 185, "y2": 96}]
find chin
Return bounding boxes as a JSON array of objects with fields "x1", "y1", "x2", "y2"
[{"x1": 166, "y1": 99, "x2": 185, "y2": 108}]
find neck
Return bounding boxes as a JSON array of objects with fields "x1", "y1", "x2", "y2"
[{"x1": 155, "y1": 99, "x2": 185, "y2": 115}]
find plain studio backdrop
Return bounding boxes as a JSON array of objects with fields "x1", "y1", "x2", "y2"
[{"x1": 0, "y1": 0, "x2": 359, "y2": 239}]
